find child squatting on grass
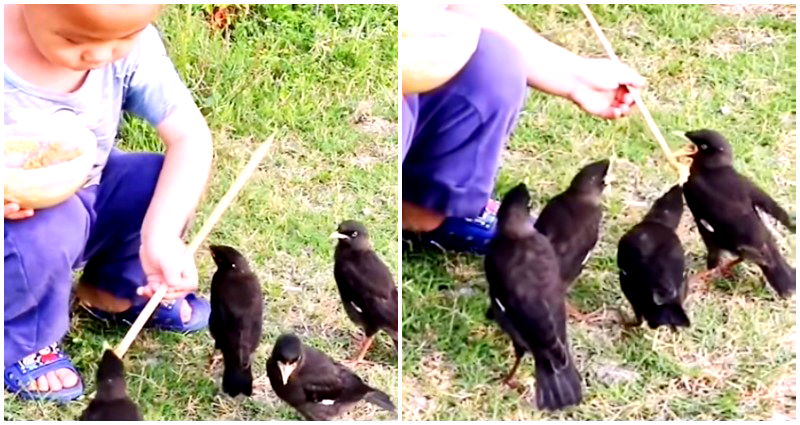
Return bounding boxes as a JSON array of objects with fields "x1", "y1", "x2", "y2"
[
  {"x1": 4, "y1": 4, "x2": 213, "y2": 402},
  {"x1": 402, "y1": 4, "x2": 646, "y2": 254}
]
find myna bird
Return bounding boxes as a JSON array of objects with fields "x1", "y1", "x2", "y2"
[
  {"x1": 79, "y1": 350, "x2": 142, "y2": 421},
  {"x1": 485, "y1": 183, "x2": 582, "y2": 411},
  {"x1": 209, "y1": 245, "x2": 264, "y2": 397},
  {"x1": 266, "y1": 333, "x2": 396, "y2": 420},
  {"x1": 682, "y1": 129, "x2": 795, "y2": 297},
  {"x1": 618, "y1": 185, "x2": 690, "y2": 329},
  {"x1": 534, "y1": 159, "x2": 610, "y2": 319},
  {"x1": 331, "y1": 221, "x2": 398, "y2": 364}
]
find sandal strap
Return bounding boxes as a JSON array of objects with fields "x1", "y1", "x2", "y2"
[
  {"x1": 84, "y1": 293, "x2": 209, "y2": 333},
  {"x1": 4, "y1": 343, "x2": 84, "y2": 403}
]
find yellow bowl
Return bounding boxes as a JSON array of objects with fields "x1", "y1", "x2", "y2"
[
  {"x1": 401, "y1": 9, "x2": 481, "y2": 94},
  {"x1": 4, "y1": 121, "x2": 97, "y2": 210}
]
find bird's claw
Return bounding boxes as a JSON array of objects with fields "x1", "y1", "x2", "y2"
[
  {"x1": 503, "y1": 377, "x2": 521, "y2": 390},
  {"x1": 567, "y1": 303, "x2": 606, "y2": 324}
]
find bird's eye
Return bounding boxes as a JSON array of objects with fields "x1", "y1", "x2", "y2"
[
  {"x1": 700, "y1": 143, "x2": 708, "y2": 150},
  {"x1": 351, "y1": 231, "x2": 358, "y2": 237}
]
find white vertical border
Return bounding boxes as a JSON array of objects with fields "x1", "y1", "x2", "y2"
[{"x1": 395, "y1": 1, "x2": 403, "y2": 421}]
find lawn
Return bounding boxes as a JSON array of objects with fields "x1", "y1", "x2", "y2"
[
  {"x1": 3, "y1": 4, "x2": 398, "y2": 421},
  {"x1": 402, "y1": 4, "x2": 796, "y2": 420}
]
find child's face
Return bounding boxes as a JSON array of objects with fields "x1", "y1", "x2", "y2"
[{"x1": 21, "y1": 4, "x2": 161, "y2": 71}]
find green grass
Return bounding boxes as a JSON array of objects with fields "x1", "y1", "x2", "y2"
[
  {"x1": 402, "y1": 4, "x2": 795, "y2": 420},
  {"x1": 4, "y1": 4, "x2": 397, "y2": 420}
]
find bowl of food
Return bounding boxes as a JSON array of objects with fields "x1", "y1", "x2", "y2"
[
  {"x1": 400, "y1": 7, "x2": 481, "y2": 94},
  {"x1": 4, "y1": 116, "x2": 97, "y2": 210}
]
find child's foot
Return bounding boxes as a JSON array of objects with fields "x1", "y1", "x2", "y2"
[
  {"x1": 404, "y1": 199, "x2": 501, "y2": 255},
  {"x1": 82, "y1": 293, "x2": 210, "y2": 333},
  {"x1": 4, "y1": 343, "x2": 84, "y2": 402},
  {"x1": 27, "y1": 368, "x2": 79, "y2": 392},
  {"x1": 78, "y1": 282, "x2": 195, "y2": 324}
]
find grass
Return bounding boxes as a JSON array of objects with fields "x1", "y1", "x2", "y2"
[
  {"x1": 4, "y1": 4, "x2": 397, "y2": 421},
  {"x1": 402, "y1": 4, "x2": 795, "y2": 420}
]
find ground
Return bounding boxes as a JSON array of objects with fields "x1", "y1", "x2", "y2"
[
  {"x1": 402, "y1": 4, "x2": 796, "y2": 420},
  {"x1": 3, "y1": 4, "x2": 398, "y2": 420}
]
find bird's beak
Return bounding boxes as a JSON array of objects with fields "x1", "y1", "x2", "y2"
[
  {"x1": 674, "y1": 143, "x2": 698, "y2": 159},
  {"x1": 278, "y1": 361, "x2": 297, "y2": 385},
  {"x1": 604, "y1": 157, "x2": 616, "y2": 185},
  {"x1": 653, "y1": 288, "x2": 677, "y2": 305},
  {"x1": 669, "y1": 131, "x2": 698, "y2": 160},
  {"x1": 329, "y1": 232, "x2": 349, "y2": 240}
]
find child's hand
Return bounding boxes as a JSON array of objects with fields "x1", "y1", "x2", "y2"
[
  {"x1": 4, "y1": 200, "x2": 34, "y2": 220},
  {"x1": 137, "y1": 236, "x2": 198, "y2": 301},
  {"x1": 568, "y1": 57, "x2": 646, "y2": 120}
]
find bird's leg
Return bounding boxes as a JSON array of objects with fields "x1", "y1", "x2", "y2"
[
  {"x1": 718, "y1": 257, "x2": 743, "y2": 279},
  {"x1": 566, "y1": 301, "x2": 604, "y2": 323},
  {"x1": 346, "y1": 334, "x2": 375, "y2": 366},
  {"x1": 502, "y1": 352, "x2": 523, "y2": 389},
  {"x1": 690, "y1": 257, "x2": 743, "y2": 286}
]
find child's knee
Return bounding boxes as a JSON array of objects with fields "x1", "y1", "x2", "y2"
[{"x1": 4, "y1": 195, "x2": 90, "y2": 272}]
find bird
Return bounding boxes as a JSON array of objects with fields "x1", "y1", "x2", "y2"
[
  {"x1": 682, "y1": 129, "x2": 795, "y2": 297},
  {"x1": 331, "y1": 220, "x2": 398, "y2": 364},
  {"x1": 534, "y1": 159, "x2": 610, "y2": 319},
  {"x1": 618, "y1": 185, "x2": 690, "y2": 330},
  {"x1": 209, "y1": 245, "x2": 264, "y2": 397},
  {"x1": 485, "y1": 183, "x2": 582, "y2": 411},
  {"x1": 266, "y1": 333, "x2": 396, "y2": 420},
  {"x1": 79, "y1": 349, "x2": 142, "y2": 421}
]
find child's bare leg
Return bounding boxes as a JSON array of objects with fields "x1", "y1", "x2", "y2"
[{"x1": 402, "y1": 201, "x2": 445, "y2": 232}]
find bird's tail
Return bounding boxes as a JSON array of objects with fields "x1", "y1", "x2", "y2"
[
  {"x1": 647, "y1": 303, "x2": 690, "y2": 329},
  {"x1": 760, "y1": 254, "x2": 796, "y2": 297},
  {"x1": 222, "y1": 365, "x2": 253, "y2": 397},
  {"x1": 532, "y1": 353, "x2": 582, "y2": 411},
  {"x1": 363, "y1": 388, "x2": 396, "y2": 413}
]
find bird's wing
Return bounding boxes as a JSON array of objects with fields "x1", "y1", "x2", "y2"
[
  {"x1": 649, "y1": 232, "x2": 685, "y2": 288},
  {"x1": 508, "y1": 287, "x2": 571, "y2": 370},
  {"x1": 334, "y1": 251, "x2": 397, "y2": 328},
  {"x1": 746, "y1": 177, "x2": 794, "y2": 231},
  {"x1": 299, "y1": 352, "x2": 351, "y2": 403},
  {"x1": 535, "y1": 197, "x2": 599, "y2": 281},
  {"x1": 488, "y1": 238, "x2": 571, "y2": 370}
]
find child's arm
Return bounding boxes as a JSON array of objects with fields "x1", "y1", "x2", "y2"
[
  {"x1": 120, "y1": 25, "x2": 213, "y2": 300},
  {"x1": 137, "y1": 105, "x2": 213, "y2": 300},
  {"x1": 447, "y1": 4, "x2": 646, "y2": 119}
]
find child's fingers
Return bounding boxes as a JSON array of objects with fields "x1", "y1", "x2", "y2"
[{"x1": 4, "y1": 203, "x2": 34, "y2": 220}]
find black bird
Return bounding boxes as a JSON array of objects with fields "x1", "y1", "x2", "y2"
[
  {"x1": 535, "y1": 159, "x2": 610, "y2": 284},
  {"x1": 618, "y1": 185, "x2": 690, "y2": 329},
  {"x1": 682, "y1": 129, "x2": 795, "y2": 297},
  {"x1": 534, "y1": 159, "x2": 610, "y2": 319},
  {"x1": 209, "y1": 245, "x2": 264, "y2": 397},
  {"x1": 485, "y1": 183, "x2": 582, "y2": 411},
  {"x1": 266, "y1": 334, "x2": 396, "y2": 420},
  {"x1": 331, "y1": 221, "x2": 398, "y2": 363},
  {"x1": 79, "y1": 350, "x2": 142, "y2": 421}
]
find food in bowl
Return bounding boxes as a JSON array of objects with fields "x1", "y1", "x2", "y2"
[
  {"x1": 5, "y1": 140, "x2": 83, "y2": 169},
  {"x1": 4, "y1": 128, "x2": 97, "y2": 210}
]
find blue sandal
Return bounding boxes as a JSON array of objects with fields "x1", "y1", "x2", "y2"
[
  {"x1": 83, "y1": 293, "x2": 210, "y2": 333},
  {"x1": 4, "y1": 342, "x2": 84, "y2": 403},
  {"x1": 404, "y1": 199, "x2": 538, "y2": 255},
  {"x1": 404, "y1": 199, "x2": 501, "y2": 255}
]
